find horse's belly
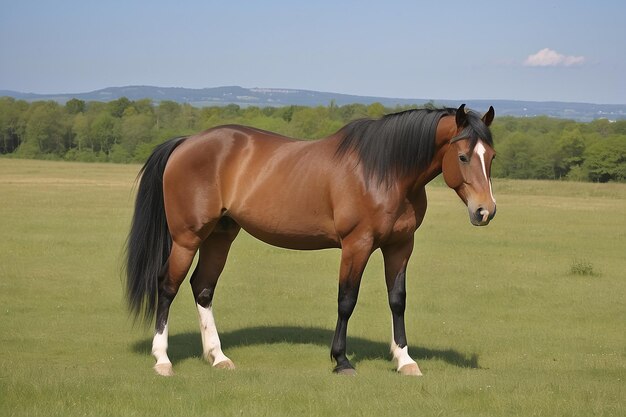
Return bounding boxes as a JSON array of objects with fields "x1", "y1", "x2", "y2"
[{"x1": 230, "y1": 214, "x2": 340, "y2": 250}]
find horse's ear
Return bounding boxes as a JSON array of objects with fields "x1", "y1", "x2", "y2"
[
  {"x1": 482, "y1": 106, "x2": 495, "y2": 127},
  {"x1": 456, "y1": 104, "x2": 467, "y2": 128}
]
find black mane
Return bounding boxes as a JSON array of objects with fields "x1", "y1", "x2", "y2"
[{"x1": 335, "y1": 107, "x2": 493, "y2": 185}]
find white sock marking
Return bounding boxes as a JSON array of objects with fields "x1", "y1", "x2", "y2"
[
  {"x1": 391, "y1": 322, "x2": 417, "y2": 370},
  {"x1": 152, "y1": 323, "x2": 171, "y2": 365},
  {"x1": 391, "y1": 342, "x2": 418, "y2": 370},
  {"x1": 197, "y1": 303, "x2": 230, "y2": 366}
]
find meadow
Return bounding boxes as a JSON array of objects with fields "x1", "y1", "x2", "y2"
[{"x1": 0, "y1": 158, "x2": 624, "y2": 416}]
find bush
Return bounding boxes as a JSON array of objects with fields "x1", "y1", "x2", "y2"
[
  {"x1": 109, "y1": 144, "x2": 131, "y2": 163},
  {"x1": 569, "y1": 259, "x2": 597, "y2": 276},
  {"x1": 565, "y1": 165, "x2": 589, "y2": 182}
]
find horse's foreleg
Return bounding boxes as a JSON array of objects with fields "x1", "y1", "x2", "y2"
[
  {"x1": 382, "y1": 239, "x2": 422, "y2": 376},
  {"x1": 190, "y1": 219, "x2": 240, "y2": 370},
  {"x1": 331, "y1": 234, "x2": 373, "y2": 375},
  {"x1": 152, "y1": 240, "x2": 197, "y2": 376}
]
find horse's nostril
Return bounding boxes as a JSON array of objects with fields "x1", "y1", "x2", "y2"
[{"x1": 476, "y1": 207, "x2": 489, "y2": 223}]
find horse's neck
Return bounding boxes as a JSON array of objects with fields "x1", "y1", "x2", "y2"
[
  {"x1": 405, "y1": 163, "x2": 442, "y2": 201},
  {"x1": 407, "y1": 118, "x2": 456, "y2": 196}
]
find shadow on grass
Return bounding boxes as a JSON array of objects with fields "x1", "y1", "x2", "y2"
[{"x1": 131, "y1": 325, "x2": 479, "y2": 369}]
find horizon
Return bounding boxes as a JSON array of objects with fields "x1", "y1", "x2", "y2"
[
  {"x1": 3, "y1": 84, "x2": 625, "y2": 106},
  {"x1": 1, "y1": 1, "x2": 625, "y2": 104}
]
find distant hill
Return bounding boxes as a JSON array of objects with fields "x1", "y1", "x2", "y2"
[{"x1": 1, "y1": 85, "x2": 624, "y2": 122}]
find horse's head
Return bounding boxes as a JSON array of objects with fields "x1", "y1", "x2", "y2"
[{"x1": 442, "y1": 104, "x2": 496, "y2": 226}]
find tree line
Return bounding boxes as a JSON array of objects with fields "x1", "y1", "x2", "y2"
[{"x1": 1, "y1": 96, "x2": 624, "y2": 182}]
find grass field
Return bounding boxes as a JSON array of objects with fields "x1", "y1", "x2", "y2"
[{"x1": 1, "y1": 158, "x2": 625, "y2": 417}]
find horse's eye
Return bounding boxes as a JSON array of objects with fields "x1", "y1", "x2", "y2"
[{"x1": 459, "y1": 154, "x2": 469, "y2": 163}]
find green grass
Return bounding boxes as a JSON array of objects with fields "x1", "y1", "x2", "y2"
[{"x1": 1, "y1": 159, "x2": 625, "y2": 417}]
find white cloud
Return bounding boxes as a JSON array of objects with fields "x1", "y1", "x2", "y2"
[{"x1": 524, "y1": 48, "x2": 585, "y2": 67}]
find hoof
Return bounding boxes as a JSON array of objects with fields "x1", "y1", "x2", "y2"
[
  {"x1": 154, "y1": 363, "x2": 174, "y2": 377},
  {"x1": 336, "y1": 368, "x2": 357, "y2": 376},
  {"x1": 333, "y1": 366, "x2": 357, "y2": 376},
  {"x1": 213, "y1": 359, "x2": 235, "y2": 370},
  {"x1": 398, "y1": 363, "x2": 422, "y2": 376}
]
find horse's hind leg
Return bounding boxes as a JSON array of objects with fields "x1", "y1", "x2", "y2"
[
  {"x1": 152, "y1": 236, "x2": 199, "y2": 376},
  {"x1": 190, "y1": 217, "x2": 240, "y2": 370}
]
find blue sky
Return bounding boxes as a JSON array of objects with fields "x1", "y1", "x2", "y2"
[{"x1": 1, "y1": 0, "x2": 624, "y2": 103}]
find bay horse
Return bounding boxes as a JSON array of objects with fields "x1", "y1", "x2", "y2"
[{"x1": 125, "y1": 104, "x2": 496, "y2": 376}]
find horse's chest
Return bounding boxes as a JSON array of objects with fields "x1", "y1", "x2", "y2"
[
  {"x1": 391, "y1": 209, "x2": 419, "y2": 235},
  {"x1": 374, "y1": 203, "x2": 422, "y2": 244}
]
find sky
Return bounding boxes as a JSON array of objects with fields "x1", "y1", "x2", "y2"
[{"x1": 1, "y1": 0, "x2": 624, "y2": 104}]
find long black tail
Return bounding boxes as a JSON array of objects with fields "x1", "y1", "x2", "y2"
[{"x1": 125, "y1": 137, "x2": 187, "y2": 323}]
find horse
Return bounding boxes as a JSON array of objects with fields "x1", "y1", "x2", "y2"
[{"x1": 125, "y1": 104, "x2": 496, "y2": 376}]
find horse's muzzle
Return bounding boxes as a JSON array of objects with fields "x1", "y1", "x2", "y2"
[{"x1": 469, "y1": 204, "x2": 496, "y2": 226}]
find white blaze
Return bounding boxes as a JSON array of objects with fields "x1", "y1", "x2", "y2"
[{"x1": 475, "y1": 141, "x2": 496, "y2": 204}]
